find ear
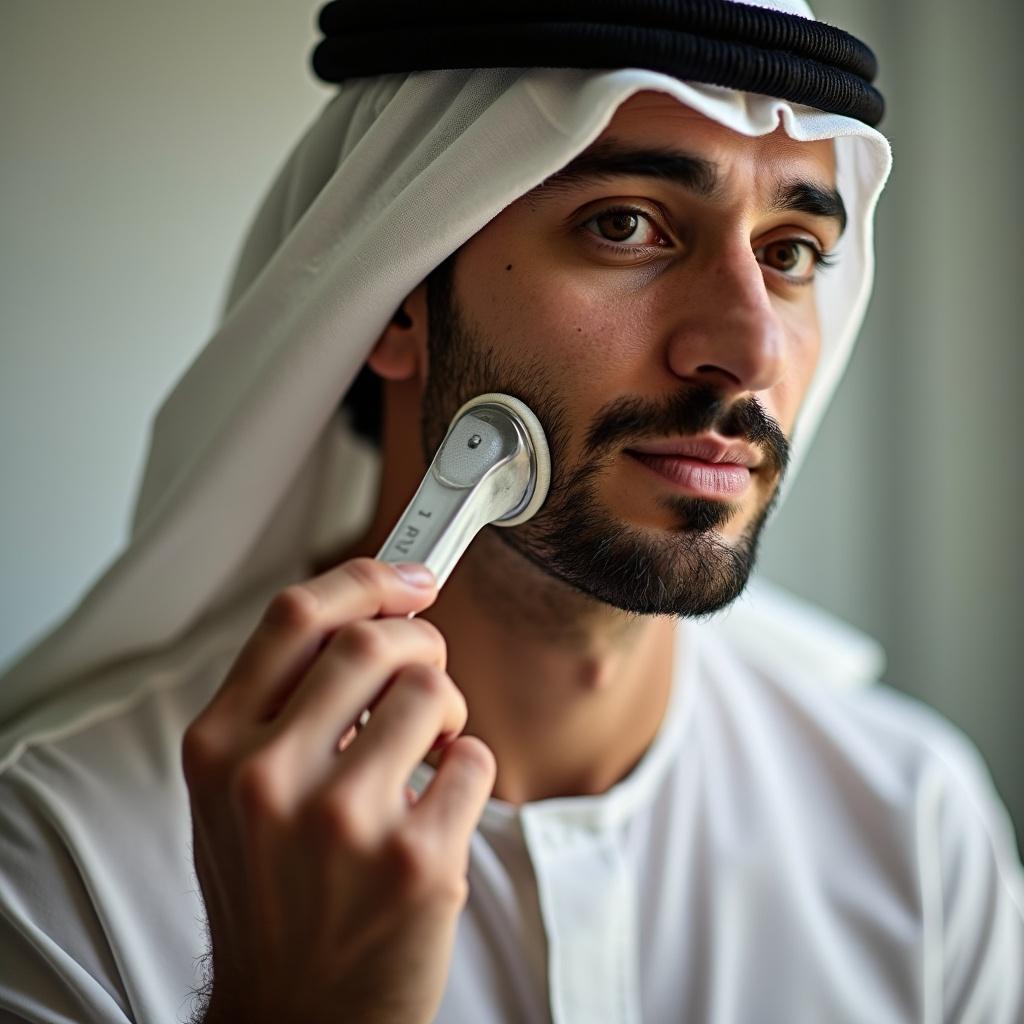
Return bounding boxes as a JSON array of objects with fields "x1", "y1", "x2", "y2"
[{"x1": 367, "y1": 284, "x2": 429, "y2": 382}]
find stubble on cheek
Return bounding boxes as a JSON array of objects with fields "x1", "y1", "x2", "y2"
[{"x1": 421, "y1": 247, "x2": 789, "y2": 617}]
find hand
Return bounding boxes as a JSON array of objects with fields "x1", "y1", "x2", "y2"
[{"x1": 182, "y1": 558, "x2": 496, "y2": 1024}]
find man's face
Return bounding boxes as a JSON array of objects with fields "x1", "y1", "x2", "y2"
[{"x1": 419, "y1": 93, "x2": 842, "y2": 616}]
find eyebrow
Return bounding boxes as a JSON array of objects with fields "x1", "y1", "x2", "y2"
[
  {"x1": 538, "y1": 139, "x2": 847, "y2": 235},
  {"x1": 541, "y1": 140, "x2": 719, "y2": 197},
  {"x1": 771, "y1": 180, "x2": 847, "y2": 234}
]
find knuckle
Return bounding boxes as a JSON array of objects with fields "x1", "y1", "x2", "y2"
[
  {"x1": 264, "y1": 585, "x2": 320, "y2": 634},
  {"x1": 344, "y1": 557, "x2": 391, "y2": 594},
  {"x1": 181, "y1": 720, "x2": 225, "y2": 784},
  {"x1": 395, "y1": 663, "x2": 448, "y2": 701},
  {"x1": 312, "y1": 786, "x2": 372, "y2": 850},
  {"x1": 333, "y1": 619, "x2": 388, "y2": 664},
  {"x1": 388, "y1": 829, "x2": 468, "y2": 907},
  {"x1": 452, "y1": 686, "x2": 469, "y2": 725},
  {"x1": 388, "y1": 829, "x2": 434, "y2": 891},
  {"x1": 231, "y1": 756, "x2": 290, "y2": 821},
  {"x1": 411, "y1": 617, "x2": 448, "y2": 660},
  {"x1": 395, "y1": 665, "x2": 467, "y2": 726},
  {"x1": 437, "y1": 874, "x2": 470, "y2": 909}
]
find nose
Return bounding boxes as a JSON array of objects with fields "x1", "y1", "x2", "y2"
[{"x1": 664, "y1": 246, "x2": 786, "y2": 395}]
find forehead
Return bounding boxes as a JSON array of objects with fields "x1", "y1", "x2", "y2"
[{"x1": 592, "y1": 91, "x2": 836, "y2": 187}]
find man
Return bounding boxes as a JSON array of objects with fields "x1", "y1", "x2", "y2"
[{"x1": 1, "y1": 2, "x2": 1022, "y2": 1022}]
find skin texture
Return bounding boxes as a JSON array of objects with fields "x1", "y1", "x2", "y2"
[
  {"x1": 184, "y1": 94, "x2": 839, "y2": 1022},
  {"x1": 367, "y1": 94, "x2": 837, "y2": 803},
  {"x1": 416, "y1": 261, "x2": 792, "y2": 620}
]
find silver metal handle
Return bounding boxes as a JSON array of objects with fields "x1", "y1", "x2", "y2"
[{"x1": 376, "y1": 397, "x2": 546, "y2": 589}]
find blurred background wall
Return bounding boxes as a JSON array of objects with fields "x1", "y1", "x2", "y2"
[
  {"x1": 2, "y1": 2, "x2": 1021, "y2": 845},
  {"x1": 757, "y1": 0, "x2": 1024, "y2": 849}
]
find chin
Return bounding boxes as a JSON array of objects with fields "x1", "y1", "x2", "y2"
[{"x1": 496, "y1": 500, "x2": 766, "y2": 619}]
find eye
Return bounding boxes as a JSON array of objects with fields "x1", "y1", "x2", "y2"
[
  {"x1": 582, "y1": 206, "x2": 666, "y2": 247},
  {"x1": 754, "y1": 238, "x2": 834, "y2": 284}
]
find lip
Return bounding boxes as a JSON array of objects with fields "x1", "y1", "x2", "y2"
[
  {"x1": 627, "y1": 452, "x2": 751, "y2": 498},
  {"x1": 625, "y1": 436, "x2": 757, "y2": 499},
  {"x1": 627, "y1": 435, "x2": 760, "y2": 469}
]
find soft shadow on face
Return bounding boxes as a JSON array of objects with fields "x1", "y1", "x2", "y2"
[{"x1": 421, "y1": 266, "x2": 791, "y2": 618}]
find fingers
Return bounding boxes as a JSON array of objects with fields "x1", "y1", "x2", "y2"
[
  {"x1": 211, "y1": 559, "x2": 437, "y2": 722},
  {"x1": 336, "y1": 663, "x2": 468, "y2": 800},
  {"x1": 272, "y1": 617, "x2": 448, "y2": 759},
  {"x1": 182, "y1": 550, "x2": 497, "y2": 1018},
  {"x1": 413, "y1": 737, "x2": 496, "y2": 850}
]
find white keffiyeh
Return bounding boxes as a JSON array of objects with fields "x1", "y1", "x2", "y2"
[{"x1": 0, "y1": 0, "x2": 891, "y2": 762}]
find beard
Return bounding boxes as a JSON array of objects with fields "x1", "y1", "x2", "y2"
[{"x1": 420, "y1": 267, "x2": 791, "y2": 618}]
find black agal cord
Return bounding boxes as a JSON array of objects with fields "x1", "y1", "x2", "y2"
[{"x1": 312, "y1": 0, "x2": 883, "y2": 127}]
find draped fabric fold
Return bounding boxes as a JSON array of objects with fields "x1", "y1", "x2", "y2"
[{"x1": 0, "y1": 1, "x2": 890, "y2": 765}]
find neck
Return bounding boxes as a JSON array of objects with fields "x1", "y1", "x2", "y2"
[
  {"x1": 419, "y1": 528, "x2": 678, "y2": 805},
  {"x1": 333, "y1": 381, "x2": 680, "y2": 805}
]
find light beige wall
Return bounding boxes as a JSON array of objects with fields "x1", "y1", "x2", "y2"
[
  {"x1": 759, "y1": 0, "x2": 1024, "y2": 844},
  {"x1": 2, "y1": 3, "x2": 1021, "y2": 842},
  {"x1": 1, "y1": 1, "x2": 326, "y2": 667}
]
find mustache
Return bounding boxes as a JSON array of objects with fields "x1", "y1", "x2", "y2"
[{"x1": 584, "y1": 384, "x2": 790, "y2": 479}]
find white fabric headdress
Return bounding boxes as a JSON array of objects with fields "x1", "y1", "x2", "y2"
[{"x1": 0, "y1": 0, "x2": 891, "y2": 762}]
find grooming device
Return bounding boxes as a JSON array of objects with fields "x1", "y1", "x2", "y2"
[{"x1": 376, "y1": 393, "x2": 550, "y2": 588}]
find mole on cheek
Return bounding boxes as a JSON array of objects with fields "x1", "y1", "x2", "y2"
[{"x1": 505, "y1": 264, "x2": 513, "y2": 271}]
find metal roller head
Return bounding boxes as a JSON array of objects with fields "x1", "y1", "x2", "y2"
[
  {"x1": 376, "y1": 392, "x2": 551, "y2": 587},
  {"x1": 445, "y1": 392, "x2": 551, "y2": 526}
]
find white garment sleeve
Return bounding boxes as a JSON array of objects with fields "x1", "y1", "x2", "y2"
[
  {"x1": 920, "y1": 722, "x2": 1024, "y2": 1023},
  {"x1": 0, "y1": 916, "x2": 127, "y2": 1024},
  {"x1": 0, "y1": 761, "x2": 155, "y2": 1024},
  {"x1": 0, "y1": 770, "x2": 135, "y2": 1024}
]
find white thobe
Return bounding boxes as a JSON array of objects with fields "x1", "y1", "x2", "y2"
[{"x1": 1, "y1": 583, "x2": 1022, "y2": 1023}]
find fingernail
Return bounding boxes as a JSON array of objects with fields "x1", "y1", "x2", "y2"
[{"x1": 394, "y1": 563, "x2": 435, "y2": 588}]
